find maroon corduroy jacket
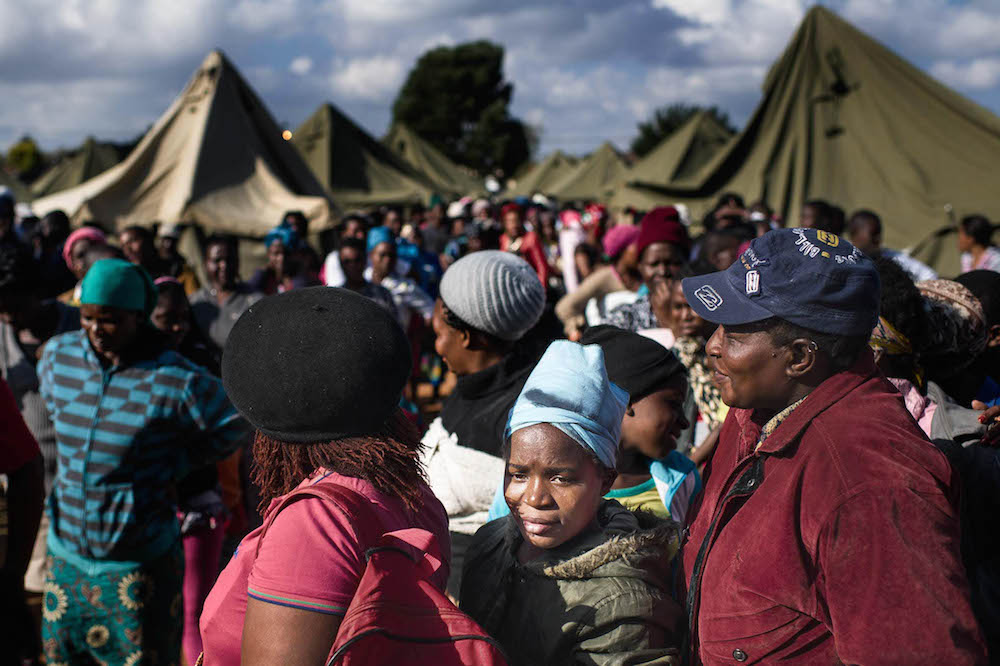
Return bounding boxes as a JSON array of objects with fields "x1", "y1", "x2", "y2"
[{"x1": 679, "y1": 351, "x2": 986, "y2": 664}]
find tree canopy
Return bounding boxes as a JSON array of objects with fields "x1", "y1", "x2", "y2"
[
  {"x1": 5, "y1": 136, "x2": 44, "y2": 181},
  {"x1": 392, "y1": 41, "x2": 532, "y2": 178},
  {"x1": 630, "y1": 104, "x2": 736, "y2": 157}
]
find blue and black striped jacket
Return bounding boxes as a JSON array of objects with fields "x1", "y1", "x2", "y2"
[{"x1": 38, "y1": 330, "x2": 246, "y2": 563}]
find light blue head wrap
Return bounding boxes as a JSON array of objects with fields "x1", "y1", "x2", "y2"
[
  {"x1": 367, "y1": 226, "x2": 394, "y2": 253},
  {"x1": 505, "y1": 340, "x2": 629, "y2": 469},
  {"x1": 265, "y1": 224, "x2": 298, "y2": 250}
]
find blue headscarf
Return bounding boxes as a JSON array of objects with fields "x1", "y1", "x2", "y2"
[
  {"x1": 367, "y1": 226, "x2": 394, "y2": 253},
  {"x1": 265, "y1": 224, "x2": 298, "y2": 250},
  {"x1": 505, "y1": 340, "x2": 628, "y2": 469}
]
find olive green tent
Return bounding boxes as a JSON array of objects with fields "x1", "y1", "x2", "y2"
[
  {"x1": 548, "y1": 142, "x2": 629, "y2": 202},
  {"x1": 293, "y1": 104, "x2": 435, "y2": 208},
  {"x1": 383, "y1": 123, "x2": 483, "y2": 198},
  {"x1": 32, "y1": 51, "x2": 333, "y2": 236},
  {"x1": 30, "y1": 138, "x2": 121, "y2": 198},
  {"x1": 0, "y1": 169, "x2": 32, "y2": 204},
  {"x1": 506, "y1": 150, "x2": 578, "y2": 197},
  {"x1": 619, "y1": 6, "x2": 1000, "y2": 272},
  {"x1": 626, "y1": 112, "x2": 733, "y2": 188}
]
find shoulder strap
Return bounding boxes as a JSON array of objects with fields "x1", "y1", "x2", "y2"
[{"x1": 253, "y1": 481, "x2": 383, "y2": 561}]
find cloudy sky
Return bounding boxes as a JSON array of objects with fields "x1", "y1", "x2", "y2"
[{"x1": 2, "y1": 0, "x2": 1000, "y2": 159}]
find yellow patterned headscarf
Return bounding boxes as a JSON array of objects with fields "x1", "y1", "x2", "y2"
[
  {"x1": 869, "y1": 317, "x2": 913, "y2": 356},
  {"x1": 869, "y1": 316, "x2": 923, "y2": 387}
]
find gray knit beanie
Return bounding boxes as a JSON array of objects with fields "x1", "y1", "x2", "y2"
[{"x1": 439, "y1": 250, "x2": 545, "y2": 341}]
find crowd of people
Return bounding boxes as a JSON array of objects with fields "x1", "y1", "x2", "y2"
[{"x1": 1, "y1": 183, "x2": 999, "y2": 665}]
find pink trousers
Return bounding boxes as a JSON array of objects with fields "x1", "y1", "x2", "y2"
[{"x1": 181, "y1": 522, "x2": 225, "y2": 665}]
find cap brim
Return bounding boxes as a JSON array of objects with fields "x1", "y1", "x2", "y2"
[{"x1": 681, "y1": 272, "x2": 774, "y2": 326}]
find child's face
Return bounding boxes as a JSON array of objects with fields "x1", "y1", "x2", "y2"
[
  {"x1": 505, "y1": 424, "x2": 614, "y2": 557},
  {"x1": 620, "y1": 377, "x2": 690, "y2": 461}
]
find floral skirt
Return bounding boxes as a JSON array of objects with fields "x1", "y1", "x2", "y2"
[{"x1": 42, "y1": 543, "x2": 184, "y2": 666}]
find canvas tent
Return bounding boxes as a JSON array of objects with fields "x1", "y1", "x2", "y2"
[
  {"x1": 383, "y1": 123, "x2": 483, "y2": 198},
  {"x1": 625, "y1": 112, "x2": 733, "y2": 189},
  {"x1": 618, "y1": 6, "x2": 1000, "y2": 272},
  {"x1": 548, "y1": 142, "x2": 629, "y2": 202},
  {"x1": 32, "y1": 50, "x2": 333, "y2": 236},
  {"x1": 30, "y1": 138, "x2": 121, "y2": 199},
  {"x1": 0, "y1": 169, "x2": 32, "y2": 204},
  {"x1": 293, "y1": 104, "x2": 435, "y2": 208},
  {"x1": 506, "y1": 150, "x2": 578, "y2": 198}
]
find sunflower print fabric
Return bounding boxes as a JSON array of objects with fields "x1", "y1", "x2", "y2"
[{"x1": 42, "y1": 544, "x2": 184, "y2": 665}]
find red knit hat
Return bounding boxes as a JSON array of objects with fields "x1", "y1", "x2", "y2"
[
  {"x1": 636, "y1": 206, "x2": 689, "y2": 257},
  {"x1": 500, "y1": 202, "x2": 523, "y2": 219}
]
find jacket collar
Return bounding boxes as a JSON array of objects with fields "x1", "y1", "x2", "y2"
[{"x1": 743, "y1": 349, "x2": 879, "y2": 456}]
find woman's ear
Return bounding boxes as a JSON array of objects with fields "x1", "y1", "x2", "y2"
[
  {"x1": 785, "y1": 338, "x2": 818, "y2": 378},
  {"x1": 459, "y1": 327, "x2": 474, "y2": 350},
  {"x1": 600, "y1": 466, "x2": 618, "y2": 496}
]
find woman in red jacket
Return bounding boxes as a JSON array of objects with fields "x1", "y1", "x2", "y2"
[
  {"x1": 500, "y1": 203, "x2": 551, "y2": 288},
  {"x1": 678, "y1": 228, "x2": 986, "y2": 664}
]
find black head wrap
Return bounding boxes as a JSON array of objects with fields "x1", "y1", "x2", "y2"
[{"x1": 580, "y1": 325, "x2": 686, "y2": 403}]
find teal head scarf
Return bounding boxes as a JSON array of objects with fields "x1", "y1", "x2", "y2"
[
  {"x1": 80, "y1": 258, "x2": 157, "y2": 315},
  {"x1": 505, "y1": 340, "x2": 629, "y2": 469}
]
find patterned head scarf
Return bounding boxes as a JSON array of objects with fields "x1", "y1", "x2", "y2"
[{"x1": 917, "y1": 279, "x2": 987, "y2": 378}]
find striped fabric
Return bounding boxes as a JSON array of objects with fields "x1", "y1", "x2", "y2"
[{"x1": 38, "y1": 330, "x2": 246, "y2": 563}]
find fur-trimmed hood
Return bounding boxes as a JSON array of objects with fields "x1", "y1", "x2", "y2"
[
  {"x1": 538, "y1": 504, "x2": 679, "y2": 580},
  {"x1": 496, "y1": 499, "x2": 680, "y2": 583},
  {"x1": 459, "y1": 500, "x2": 683, "y2": 665}
]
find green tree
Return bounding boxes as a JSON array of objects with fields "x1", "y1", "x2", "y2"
[
  {"x1": 630, "y1": 104, "x2": 735, "y2": 157},
  {"x1": 392, "y1": 41, "x2": 531, "y2": 177},
  {"x1": 5, "y1": 135, "x2": 44, "y2": 180}
]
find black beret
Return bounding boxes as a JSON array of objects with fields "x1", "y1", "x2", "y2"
[
  {"x1": 580, "y1": 325, "x2": 686, "y2": 402},
  {"x1": 222, "y1": 286, "x2": 411, "y2": 442}
]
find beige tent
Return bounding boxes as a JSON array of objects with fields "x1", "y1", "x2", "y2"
[
  {"x1": 548, "y1": 142, "x2": 629, "y2": 202},
  {"x1": 383, "y1": 123, "x2": 483, "y2": 198},
  {"x1": 506, "y1": 151, "x2": 578, "y2": 197},
  {"x1": 619, "y1": 7, "x2": 1000, "y2": 272},
  {"x1": 293, "y1": 104, "x2": 435, "y2": 208},
  {"x1": 30, "y1": 138, "x2": 121, "y2": 199},
  {"x1": 32, "y1": 51, "x2": 333, "y2": 236}
]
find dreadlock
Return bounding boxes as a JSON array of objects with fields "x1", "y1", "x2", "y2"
[{"x1": 252, "y1": 408, "x2": 427, "y2": 514}]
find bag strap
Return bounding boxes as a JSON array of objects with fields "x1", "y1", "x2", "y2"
[
  {"x1": 367, "y1": 528, "x2": 445, "y2": 579},
  {"x1": 253, "y1": 481, "x2": 384, "y2": 561}
]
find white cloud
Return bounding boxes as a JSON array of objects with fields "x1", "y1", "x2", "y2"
[
  {"x1": 652, "y1": 0, "x2": 732, "y2": 25},
  {"x1": 931, "y1": 58, "x2": 1000, "y2": 90},
  {"x1": 289, "y1": 56, "x2": 313, "y2": 76},
  {"x1": 2, "y1": 0, "x2": 1000, "y2": 159},
  {"x1": 330, "y1": 55, "x2": 406, "y2": 101}
]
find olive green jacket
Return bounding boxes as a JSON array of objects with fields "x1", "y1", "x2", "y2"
[{"x1": 460, "y1": 501, "x2": 682, "y2": 666}]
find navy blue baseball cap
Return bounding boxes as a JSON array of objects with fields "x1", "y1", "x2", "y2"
[{"x1": 681, "y1": 228, "x2": 880, "y2": 336}]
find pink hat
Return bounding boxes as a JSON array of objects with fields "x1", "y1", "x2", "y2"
[
  {"x1": 559, "y1": 210, "x2": 583, "y2": 230},
  {"x1": 62, "y1": 227, "x2": 107, "y2": 268},
  {"x1": 601, "y1": 224, "x2": 641, "y2": 259}
]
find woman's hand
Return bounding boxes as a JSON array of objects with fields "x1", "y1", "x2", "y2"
[
  {"x1": 973, "y1": 401, "x2": 1000, "y2": 447},
  {"x1": 649, "y1": 279, "x2": 673, "y2": 329}
]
